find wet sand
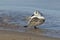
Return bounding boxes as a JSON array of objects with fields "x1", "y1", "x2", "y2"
[
  {"x1": 0, "y1": 30, "x2": 59, "y2": 40},
  {"x1": 0, "y1": 22, "x2": 59, "y2": 40}
]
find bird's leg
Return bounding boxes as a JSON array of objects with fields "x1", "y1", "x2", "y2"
[
  {"x1": 24, "y1": 25, "x2": 28, "y2": 27},
  {"x1": 34, "y1": 26, "x2": 38, "y2": 29}
]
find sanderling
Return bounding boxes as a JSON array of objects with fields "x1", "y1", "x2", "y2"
[{"x1": 24, "y1": 10, "x2": 45, "y2": 29}]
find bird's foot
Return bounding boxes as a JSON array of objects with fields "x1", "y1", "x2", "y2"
[
  {"x1": 34, "y1": 26, "x2": 38, "y2": 29},
  {"x1": 24, "y1": 25, "x2": 28, "y2": 28}
]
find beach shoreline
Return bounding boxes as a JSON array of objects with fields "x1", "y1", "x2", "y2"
[{"x1": 0, "y1": 30, "x2": 59, "y2": 40}]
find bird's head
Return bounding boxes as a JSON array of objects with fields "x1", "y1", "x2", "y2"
[
  {"x1": 31, "y1": 10, "x2": 45, "y2": 20},
  {"x1": 33, "y1": 10, "x2": 41, "y2": 16}
]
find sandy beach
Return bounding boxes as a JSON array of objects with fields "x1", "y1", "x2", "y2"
[
  {"x1": 0, "y1": 30, "x2": 59, "y2": 40},
  {"x1": 0, "y1": 22, "x2": 59, "y2": 40},
  {"x1": 0, "y1": 18, "x2": 59, "y2": 40}
]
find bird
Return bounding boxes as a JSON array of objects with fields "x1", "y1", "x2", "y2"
[{"x1": 24, "y1": 10, "x2": 45, "y2": 29}]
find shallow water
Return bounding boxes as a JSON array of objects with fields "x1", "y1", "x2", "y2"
[{"x1": 0, "y1": 0, "x2": 60, "y2": 38}]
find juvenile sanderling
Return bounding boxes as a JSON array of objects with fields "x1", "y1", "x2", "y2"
[{"x1": 24, "y1": 10, "x2": 45, "y2": 29}]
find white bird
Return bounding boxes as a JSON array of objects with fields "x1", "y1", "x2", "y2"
[{"x1": 24, "y1": 10, "x2": 45, "y2": 29}]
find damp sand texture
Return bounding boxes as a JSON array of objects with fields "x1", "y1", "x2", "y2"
[{"x1": 0, "y1": 30, "x2": 59, "y2": 40}]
